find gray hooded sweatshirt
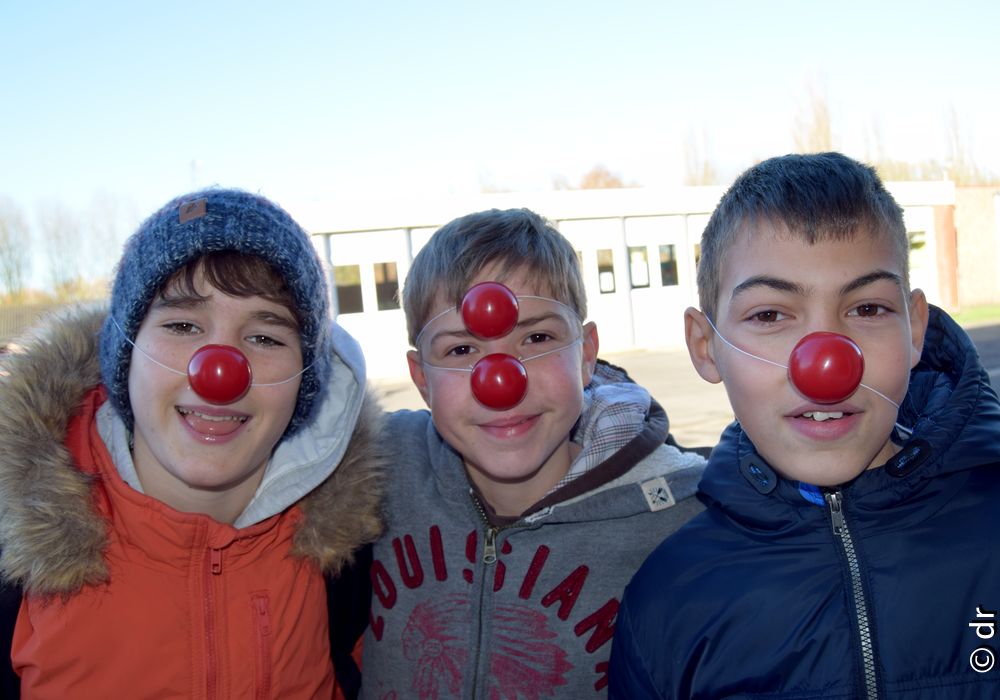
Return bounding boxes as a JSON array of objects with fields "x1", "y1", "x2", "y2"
[{"x1": 362, "y1": 361, "x2": 705, "y2": 699}]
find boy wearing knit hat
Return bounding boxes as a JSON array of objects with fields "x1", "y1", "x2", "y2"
[{"x1": 0, "y1": 189, "x2": 382, "y2": 698}]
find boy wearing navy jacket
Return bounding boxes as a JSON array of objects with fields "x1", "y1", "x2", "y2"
[{"x1": 610, "y1": 152, "x2": 1000, "y2": 698}]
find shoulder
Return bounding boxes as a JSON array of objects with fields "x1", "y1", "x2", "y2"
[
  {"x1": 383, "y1": 409, "x2": 437, "y2": 461},
  {"x1": 618, "y1": 506, "x2": 741, "y2": 601},
  {"x1": 385, "y1": 407, "x2": 433, "y2": 433},
  {"x1": 627, "y1": 442, "x2": 706, "y2": 505},
  {"x1": 379, "y1": 409, "x2": 461, "y2": 496},
  {"x1": 610, "y1": 513, "x2": 722, "y2": 698}
]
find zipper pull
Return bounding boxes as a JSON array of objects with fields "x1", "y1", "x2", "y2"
[
  {"x1": 483, "y1": 528, "x2": 498, "y2": 565},
  {"x1": 825, "y1": 490, "x2": 846, "y2": 535},
  {"x1": 253, "y1": 595, "x2": 272, "y2": 636},
  {"x1": 210, "y1": 548, "x2": 223, "y2": 575}
]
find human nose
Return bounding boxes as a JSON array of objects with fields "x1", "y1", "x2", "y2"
[
  {"x1": 787, "y1": 332, "x2": 864, "y2": 404},
  {"x1": 470, "y1": 353, "x2": 528, "y2": 410},
  {"x1": 187, "y1": 344, "x2": 252, "y2": 404}
]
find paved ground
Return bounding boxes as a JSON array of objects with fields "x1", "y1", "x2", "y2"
[{"x1": 371, "y1": 322, "x2": 1000, "y2": 450}]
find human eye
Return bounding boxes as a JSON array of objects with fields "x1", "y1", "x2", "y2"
[
  {"x1": 446, "y1": 344, "x2": 475, "y2": 358},
  {"x1": 247, "y1": 334, "x2": 286, "y2": 348},
  {"x1": 161, "y1": 321, "x2": 201, "y2": 335},
  {"x1": 745, "y1": 309, "x2": 787, "y2": 325},
  {"x1": 848, "y1": 303, "x2": 889, "y2": 318},
  {"x1": 525, "y1": 331, "x2": 555, "y2": 345}
]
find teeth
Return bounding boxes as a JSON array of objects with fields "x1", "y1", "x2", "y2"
[
  {"x1": 803, "y1": 411, "x2": 844, "y2": 422},
  {"x1": 177, "y1": 408, "x2": 247, "y2": 423}
]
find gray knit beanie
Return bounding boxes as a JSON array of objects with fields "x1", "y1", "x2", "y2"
[{"x1": 99, "y1": 188, "x2": 332, "y2": 438}]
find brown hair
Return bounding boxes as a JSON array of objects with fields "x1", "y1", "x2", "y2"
[
  {"x1": 402, "y1": 208, "x2": 586, "y2": 345},
  {"x1": 697, "y1": 152, "x2": 909, "y2": 321},
  {"x1": 158, "y1": 250, "x2": 301, "y2": 328}
]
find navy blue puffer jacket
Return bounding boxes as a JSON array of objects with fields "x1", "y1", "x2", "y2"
[{"x1": 610, "y1": 307, "x2": 1000, "y2": 699}]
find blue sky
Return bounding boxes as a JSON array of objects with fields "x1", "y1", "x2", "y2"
[{"x1": 2, "y1": 1, "x2": 999, "y2": 289}]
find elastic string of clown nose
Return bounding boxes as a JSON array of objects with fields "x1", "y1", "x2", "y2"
[
  {"x1": 111, "y1": 316, "x2": 308, "y2": 388},
  {"x1": 421, "y1": 339, "x2": 584, "y2": 375},
  {"x1": 702, "y1": 314, "x2": 913, "y2": 438}
]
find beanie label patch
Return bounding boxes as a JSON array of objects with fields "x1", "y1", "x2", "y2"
[{"x1": 179, "y1": 198, "x2": 207, "y2": 223}]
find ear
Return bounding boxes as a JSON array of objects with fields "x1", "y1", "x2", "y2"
[
  {"x1": 406, "y1": 350, "x2": 432, "y2": 406},
  {"x1": 906, "y1": 289, "x2": 929, "y2": 369},
  {"x1": 685, "y1": 307, "x2": 723, "y2": 384},
  {"x1": 580, "y1": 321, "x2": 600, "y2": 385}
]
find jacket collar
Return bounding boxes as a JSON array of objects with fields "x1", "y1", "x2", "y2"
[{"x1": 698, "y1": 306, "x2": 1000, "y2": 535}]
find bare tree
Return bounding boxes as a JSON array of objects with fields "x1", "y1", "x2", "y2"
[
  {"x1": 579, "y1": 163, "x2": 626, "y2": 189},
  {"x1": 793, "y1": 78, "x2": 833, "y2": 153},
  {"x1": 866, "y1": 107, "x2": 999, "y2": 185},
  {"x1": 0, "y1": 196, "x2": 30, "y2": 300},
  {"x1": 944, "y1": 106, "x2": 1000, "y2": 185},
  {"x1": 87, "y1": 191, "x2": 137, "y2": 282},
  {"x1": 683, "y1": 127, "x2": 720, "y2": 185},
  {"x1": 865, "y1": 119, "x2": 938, "y2": 180},
  {"x1": 36, "y1": 200, "x2": 83, "y2": 300},
  {"x1": 552, "y1": 164, "x2": 636, "y2": 190},
  {"x1": 551, "y1": 173, "x2": 572, "y2": 190}
]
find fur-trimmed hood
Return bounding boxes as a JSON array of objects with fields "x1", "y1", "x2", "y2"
[{"x1": 0, "y1": 305, "x2": 383, "y2": 596}]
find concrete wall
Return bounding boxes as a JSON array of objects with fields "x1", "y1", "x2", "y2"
[{"x1": 955, "y1": 187, "x2": 1000, "y2": 308}]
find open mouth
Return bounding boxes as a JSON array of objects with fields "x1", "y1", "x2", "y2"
[
  {"x1": 177, "y1": 407, "x2": 249, "y2": 438},
  {"x1": 177, "y1": 407, "x2": 249, "y2": 424},
  {"x1": 800, "y1": 410, "x2": 847, "y2": 422}
]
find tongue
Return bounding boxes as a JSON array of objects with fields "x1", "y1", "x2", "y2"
[{"x1": 183, "y1": 411, "x2": 245, "y2": 437}]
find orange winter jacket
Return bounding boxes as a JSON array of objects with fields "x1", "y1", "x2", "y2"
[
  {"x1": 12, "y1": 388, "x2": 336, "y2": 699},
  {"x1": 0, "y1": 308, "x2": 383, "y2": 699}
]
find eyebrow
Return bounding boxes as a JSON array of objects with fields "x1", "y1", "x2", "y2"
[
  {"x1": 150, "y1": 294, "x2": 205, "y2": 311},
  {"x1": 250, "y1": 310, "x2": 300, "y2": 332},
  {"x1": 149, "y1": 296, "x2": 299, "y2": 331},
  {"x1": 838, "y1": 270, "x2": 903, "y2": 296},
  {"x1": 730, "y1": 276, "x2": 804, "y2": 300},
  {"x1": 730, "y1": 269, "x2": 903, "y2": 302},
  {"x1": 515, "y1": 311, "x2": 572, "y2": 329},
  {"x1": 425, "y1": 311, "x2": 570, "y2": 346}
]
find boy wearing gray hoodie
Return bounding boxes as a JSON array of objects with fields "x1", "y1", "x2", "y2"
[{"x1": 361, "y1": 208, "x2": 705, "y2": 699}]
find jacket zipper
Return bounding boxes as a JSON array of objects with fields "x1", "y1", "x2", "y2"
[
  {"x1": 825, "y1": 490, "x2": 879, "y2": 700},
  {"x1": 468, "y1": 492, "x2": 522, "y2": 699},
  {"x1": 252, "y1": 593, "x2": 273, "y2": 700},
  {"x1": 204, "y1": 547, "x2": 223, "y2": 700}
]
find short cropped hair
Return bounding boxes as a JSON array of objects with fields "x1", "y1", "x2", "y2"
[
  {"x1": 697, "y1": 152, "x2": 909, "y2": 321},
  {"x1": 402, "y1": 208, "x2": 586, "y2": 346}
]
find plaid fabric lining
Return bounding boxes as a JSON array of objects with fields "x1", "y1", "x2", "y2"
[{"x1": 553, "y1": 363, "x2": 651, "y2": 492}]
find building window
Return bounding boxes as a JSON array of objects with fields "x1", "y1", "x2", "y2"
[
  {"x1": 374, "y1": 262, "x2": 400, "y2": 311},
  {"x1": 334, "y1": 264, "x2": 363, "y2": 314},
  {"x1": 597, "y1": 249, "x2": 616, "y2": 294},
  {"x1": 629, "y1": 246, "x2": 650, "y2": 288},
  {"x1": 659, "y1": 244, "x2": 679, "y2": 286}
]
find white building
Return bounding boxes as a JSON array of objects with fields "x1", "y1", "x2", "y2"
[{"x1": 303, "y1": 183, "x2": 958, "y2": 379}]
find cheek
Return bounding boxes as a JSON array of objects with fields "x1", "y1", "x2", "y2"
[
  {"x1": 425, "y1": 371, "x2": 473, "y2": 409},
  {"x1": 720, "y1": 367, "x2": 778, "y2": 422},
  {"x1": 127, "y1": 352, "x2": 165, "y2": 403},
  {"x1": 529, "y1": 355, "x2": 587, "y2": 401},
  {"x1": 859, "y1": 335, "x2": 914, "y2": 395}
]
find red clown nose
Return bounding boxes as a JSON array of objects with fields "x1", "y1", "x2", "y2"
[
  {"x1": 788, "y1": 332, "x2": 864, "y2": 404},
  {"x1": 187, "y1": 344, "x2": 253, "y2": 404},
  {"x1": 470, "y1": 353, "x2": 528, "y2": 410},
  {"x1": 461, "y1": 282, "x2": 519, "y2": 340}
]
